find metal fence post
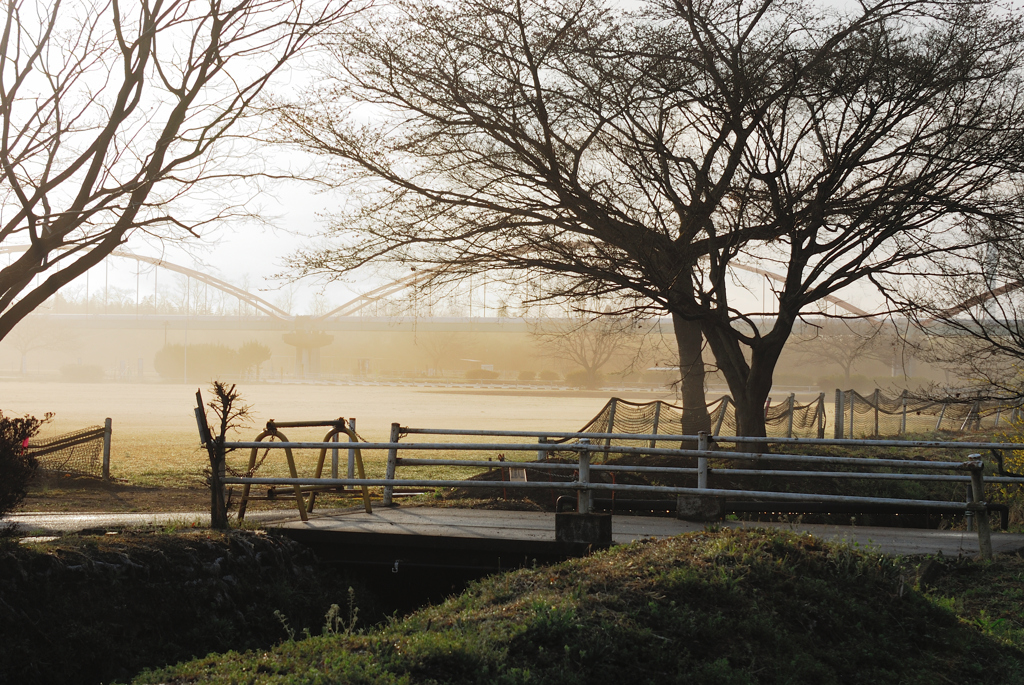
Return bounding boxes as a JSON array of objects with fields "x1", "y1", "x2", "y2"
[
  {"x1": 537, "y1": 436, "x2": 547, "y2": 462},
  {"x1": 383, "y1": 422, "x2": 401, "y2": 506},
  {"x1": 347, "y1": 418, "x2": 357, "y2": 479},
  {"x1": 697, "y1": 431, "x2": 709, "y2": 489},
  {"x1": 935, "y1": 403, "x2": 947, "y2": 431},
  {"x1": 578, "y1": 438, "x2": 591, "y2": 514},
  {"x1": 967, "y1": 455, "x2": 993, "y2": 560},
  {"x1": 834, "y1": 389, "x2": 844, "y2": 439},
  {"x1": 102, "y1": 418, "x2": 112, "y2": 480}
]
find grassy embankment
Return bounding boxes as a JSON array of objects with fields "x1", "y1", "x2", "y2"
[{"x1": 127, "y1": 527, "x2": 1024, "y2": 685}]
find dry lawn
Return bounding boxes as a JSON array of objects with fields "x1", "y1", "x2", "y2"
[{"x1": 4, "y1": 380, "x2": 661, "y2": 488}]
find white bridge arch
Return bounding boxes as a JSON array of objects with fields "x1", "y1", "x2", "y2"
[{"x1": 7, "y1": 244, "x2": 1007, "y2": 324}]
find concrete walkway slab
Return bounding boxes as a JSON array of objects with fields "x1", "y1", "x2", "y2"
[{"x1": 278, "y1": 507, "x2": 1024, "y2": 558}]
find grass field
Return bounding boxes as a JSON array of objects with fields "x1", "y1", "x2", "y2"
[{"x1": 3, "y1": 380, "x2": 649, "y2": 488}]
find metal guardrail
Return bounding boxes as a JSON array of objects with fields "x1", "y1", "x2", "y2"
[{"x1": 218, "y1": 423, "x2": 1024, "y2": 560}]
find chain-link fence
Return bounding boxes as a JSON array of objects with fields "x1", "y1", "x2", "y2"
[{"x1": 834, "y1": 390, "x2": 1024, "y2": 438}]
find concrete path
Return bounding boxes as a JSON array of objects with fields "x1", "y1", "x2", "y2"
[
  {"x1": 5, "y1": 509, "x2": 298, "y2": 535},
  {"x1": 7, "y1": 506, "x2": 1024, "y2": 557}
]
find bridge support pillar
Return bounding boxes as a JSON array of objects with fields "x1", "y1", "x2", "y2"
[
  {"x1": 677, "y1": 495, "x2": 724, "y2": 522},
  {"x1": 555, "y1": 512, "x2": 612, "y2": 553}
]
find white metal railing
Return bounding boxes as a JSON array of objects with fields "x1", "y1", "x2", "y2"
[{"x1": 218, "y1": 424, "x2": 1024, "y2": 560}]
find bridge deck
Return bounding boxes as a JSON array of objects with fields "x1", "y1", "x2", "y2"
[{"x1": 271, "y1": 506, "x2": 1024, "y2": 559}]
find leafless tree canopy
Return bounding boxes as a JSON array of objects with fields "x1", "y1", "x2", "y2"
[
  {"x1": 896, "y1": 227, "x2": 1024, "y2": 398},
  {"x1": 529, "y1": 313, "x2": 648, "y2": 387},
  {"x1": 0, "y1": 0, "x2": 356, "y2": 340},
  {"x1": 793, "y1": 319, "x2": 897, "y2": 383},
  {"x1": 280, "y1": 0, "x2": 1024, "y2": 436}
]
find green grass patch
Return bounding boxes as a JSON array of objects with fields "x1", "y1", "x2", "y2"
[
  {"x1": 0, "y1": 529, "x2": 375, "y2": 685},
  {"x1": 135, "y1": 529, "x2": 1024, "y2": 685}
]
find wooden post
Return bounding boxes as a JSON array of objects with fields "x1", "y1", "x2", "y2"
[
  {"x1": 649, "y1": 401, "x2": 662, "y2": 448},
  {"x1": 347, "y1": 417, "x2": 357, "y2": 479},
  {"x1": 967, "y1": 457, "x2": 993, "y2": 561},
  {"x1": 834, "y1": 389, "x2": 844, "y2": 439},
  {"x1": 195, "y1": 389, "x2": 228, "y2": 530},
  {"x1": 604, "y1": 397, "x2": 618, "y2": 456},
  {"x1": 102, "y1": 418, "x2": 112, "y2": 480},
  {"x1": 873, "y1": 389, "x2": 880, "y2": 437},
  {"x1": 817, "y1": 393, "x2": 826, "y2": 439},
  {"x1": 786, "y1": 393, "x2": 795, "y2": 438},
  {"x1": 331, "y1": 418, "x2": 340, "y2": 479},
  {"x1": 712, "y1": 397, "x2": 729, "y2": 436},
  {"x1": 935, "y1": 403, "x2": 947, "y2": 431},
  {"x1": 901, "y1": 390, "x2": 908, "y2": 435},
  {"x1": 383, "y1": 422, "x2": 401, "y2": 506},
  {"x1": 849, "y1": 392, "x2": 856, "y2": 438}
]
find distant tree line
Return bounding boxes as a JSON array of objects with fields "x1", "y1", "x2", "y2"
[{"x1": 154, "y1": 341, "x2": 271, "y2": 384}]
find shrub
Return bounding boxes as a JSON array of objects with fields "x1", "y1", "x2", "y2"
[
  {"x1": 564, "y1": 369, "x2": 602, "y2": 388},
  {"x1": 538, "y1": 369, "x2": 560, "y2": 381},
  {"x1": 0, "y1": 411, "x2": 49, "y2": 518},
  {"x1": 518, "y1": 370, "x2": 537, "y2": 381},
  {"x1": 153, "y1": 343, "x2": 239, "y2": 382},
  {"x1": 60, "y1": 364, "x2": 105, "y2": 383},
  {"x1": 465, "y1": 369, "x2": 500, "y2": 380}
]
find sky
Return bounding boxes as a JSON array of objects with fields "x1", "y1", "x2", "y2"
[{"x1": 5, "y1": 0, "x2": 892, "y2": 323}]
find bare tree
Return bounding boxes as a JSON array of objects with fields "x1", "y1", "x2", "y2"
[
  {"x1": 793, "y1": 319, "x2": 889, "y2": 384},
  {"x1": 896, "y1": 229, "x2": 1024, "y2": 398},
  {"x1": 279, "y1": 0, "x2": 1024, "y2": 437},
  {"x1": 2, "y1": 314, "x2": 75, "y2": 373},
  {"x1": 415, "y1": 331, "x2": 472, "y2": 377},
  {"x1": 0, "y1": 0, "x2": 357, "y2": 341},
  {"x1": 529, "y1": 313, "x2": 645, "y2": 388}
]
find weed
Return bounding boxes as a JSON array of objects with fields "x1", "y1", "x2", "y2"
[
  {"x1": 273, "y1": 609, "x2": 296, "y2": 641},
  {"x1": 323, "y1": 587, "x2": 360, "y2": 636}
]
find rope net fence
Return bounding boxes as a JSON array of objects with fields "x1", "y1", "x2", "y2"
[
  {"x1": 549, "y1": 389, "x2": 1023, "y2": 456},
  {"x1": 547, "y1": 395, "x2": 828, "y2": 459},
  {"x1": 836, "y1": 390, "x2": 1024, "y2": 438},
  {"x1": 26, "y1": 425, "x2": 106, "y2": 478}
]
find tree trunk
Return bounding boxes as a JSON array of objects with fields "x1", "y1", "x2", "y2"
[
  {"x1": 671, "y1": 313, "x2": 711, "y2": 435},
  {"x1": 701, "y1": 319, "x2": 791, "y2": 448}
]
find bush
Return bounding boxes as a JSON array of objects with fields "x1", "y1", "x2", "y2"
[
  {"x1": 564, "y1": 369, "x2": 602, "y2": 388},
  {"x1": 153, "y1": 343, "x2": 239, "y2": 382},
  {"x1": 60, "y1": 364, "x2": 105, "y2": 383},
  {"x1": 465, "y1": 368, "x2": 500, "y2": 380},
  {"x1": 518, "y1": 370, "x2": 537, "y2": 381},
  {"x1": 0, "y1": 411, "x2": 48, "y2": 517},
  {"x1": 538, "y1": 369, "x2": 560, "y2": 381},
  {"x1": 817, "y1": 373, "x2": 874, "y2": 393}
]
